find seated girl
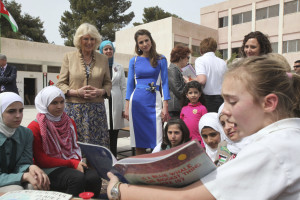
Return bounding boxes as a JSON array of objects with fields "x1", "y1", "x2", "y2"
[
  {"x1": 0, "y1": 92, "x2": 49, "y2": 192},
  {"x1": 152, "y1": 118, "x2": 190, "y2": 153},
  {"x1": 215, "y1": 103, "x2": 250, "y2": 166},
  {"x1": 27, "y1": 86, "x2": 102, "y2": 197},
  {"x1": 198, "y1": 112, "x2": 225, "y2": 162}
]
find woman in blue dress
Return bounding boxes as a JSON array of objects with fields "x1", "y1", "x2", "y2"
[{"x1": 125, "y1": 29, "x2": 170, "y2": 155}]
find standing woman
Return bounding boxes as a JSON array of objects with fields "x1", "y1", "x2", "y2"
[
  {"x1": 100, "y1": 40, "x2": 126, "y2": 157},
  {"x1": 240, "y1": 31, "x2": 272, "y2": 57},
  {"x1": 168, "y1": 45, "x2": 191, "y2": 118},
  {"x1": 125, "y1": 29, "x2": 170, "y2": 155},
  {"x1": 57, "y1": 23, "x2": 112, "y2": 148}
]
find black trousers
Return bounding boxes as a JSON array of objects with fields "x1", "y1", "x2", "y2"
[
  {"x1": 109, "y1": 129, "x2": 119, "y2": 157},
  {"x1": 204, "y1": 95, "x2": 224, "y2": 113},
  {"x1": 48, "y1": 167, "x2": 102, "y2": 197}
]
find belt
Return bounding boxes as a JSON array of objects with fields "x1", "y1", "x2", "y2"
[{"x1": 136, "y1": 84, "x2": 160, "y2": 92}]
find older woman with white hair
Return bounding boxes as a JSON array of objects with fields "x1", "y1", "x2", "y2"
[{"x1": 57, "y1": 23, "x2": 112, "y2": 148}]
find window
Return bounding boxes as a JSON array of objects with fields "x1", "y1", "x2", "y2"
[
  {"x1": 269, "y1": 4, "x2": 279, "y2": 17},
  {"x1": 282, "y1": 39, "x2": 300, "y2": 53},
  {"x1": 219, "y1": 16, "x2": 228, "y2": 28},
  {"x1": 271, "y1": 42, "x2": 278, "y2": 53},
  {"x1": 174, "y1": 42, "x2": 188, "y2": 47},
  {"x1": 11, "y1": 63, "x2": 42, "y2": 72},
  {"x1": 284, "y1": 0, "x2": 298, "y2": 15},
  {"x1": 256, "y1": 7, "x2": 268, "y2": 20},
  {"x1": 232, "y1": 11, "x2": 252, "y2": 25},
  {"x1": 47, "y1": 66, "x2": 60, "y2": 73},
  {"x1": 192, "y1": 45, "x2": 201, "y2": 57},
  {"x1": 219, "y1": 49, "x2": 228, "y2": 60},
  {"x1": 256, "y1": 5, "x2": 279, "y2": 20},
  {"x1": 231, "y1": 47, "x2": 240, "y2": 57},
  {"x1": 232, "y1": 13, "x2": 242, "y2": 25},
  {"x1": 243, "y1": 11, "x2": 252, "y2": 23}
]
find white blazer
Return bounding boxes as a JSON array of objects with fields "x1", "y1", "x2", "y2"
[{"x1": 105, "y1": 62, "x2": 126, "y2": 130}]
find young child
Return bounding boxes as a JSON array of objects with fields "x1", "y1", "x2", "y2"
[
  {"x1": 180, "y1": 81, "x2": 207, "y2": 148},
  {"x1": 198, "y1": 112, "x2": 225, "y2": 162},
  {"x1": 107, "y1": 55, "x2": 300, "y2": 200},
  {"x1": 152, "y1": 118, "x2": 190, "y2": 153},
  {"x1": 215, "y1": 103, "x2": 250, "y2": 166},
  {"x1": 27, "y1": 86, "x2": 102, "y2": 197},
  {"x1": 0, "y1": 92, "x2": 50, "y2": 192}
]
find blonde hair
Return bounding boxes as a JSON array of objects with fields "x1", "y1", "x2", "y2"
[
  {"x1": 226, "y1": 56, "x2": 300, "y2": 118},
  {"x1": 73, "y1": 23, "x2": 101, "y2": 50},
  {"x1": 267, "y1": 53, "x2": 291, "y2": 72}
]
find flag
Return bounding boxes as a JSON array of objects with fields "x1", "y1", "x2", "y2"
[{"x1": 0, "y1": 0, "x2": 18, "y2": 32}]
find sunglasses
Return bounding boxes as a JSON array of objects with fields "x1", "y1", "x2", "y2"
[{"x1": 294, "y1": 65, "x2": 300, "y2": 68}]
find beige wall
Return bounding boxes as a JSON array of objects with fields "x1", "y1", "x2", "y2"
[
  {"x1": 201, "y1": 0, "x2": 300, "y2": 65},
  {"x1": 1, "y1": 37, "x2": 76, "y2": 100},
  {"x1": 115, "y1": 17, "x2": 217, "y2": 69}
]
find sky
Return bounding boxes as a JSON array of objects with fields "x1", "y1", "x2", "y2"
[{"x1": 12, "y1": 0, "x2": 226, "y2": 46}]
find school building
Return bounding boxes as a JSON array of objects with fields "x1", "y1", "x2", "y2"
[{"x1": 1, "y1": 0, "x2": 299, "y2": 103}]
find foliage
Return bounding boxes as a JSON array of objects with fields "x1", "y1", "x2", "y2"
[
  {"x1": 215, "y1": 50, "x2": 238, "y2": 65},
  {"x1": 1, "y1": 0, "x2": 48, "y2": 43},
  {"x1": 133, "y1": 6, "x2": 181, "y2": 26},
  {"x1": 59, "y1": 0, "x2": 134, "y2": 46}
]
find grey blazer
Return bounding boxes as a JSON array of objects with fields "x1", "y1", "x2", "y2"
[{"x1": 167, "y1": 63, "x2": 186, "y2": 112}]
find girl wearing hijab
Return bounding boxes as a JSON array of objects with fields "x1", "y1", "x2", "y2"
[
  {"x1": 0, "y1": 92, "x2": 50, "y2": 192},
  {"x1": 99, "y1": 40, "x2": 126, "y2": 157},
  {"x1": 27, "y1": 86, "x2": 102, "y2": 197},
  {"x1": 215, "y1": 104, "x2": 250, "y2": 166},
  {"x1": 198, "y1": 112, "x2": 226, "y2": 162}
]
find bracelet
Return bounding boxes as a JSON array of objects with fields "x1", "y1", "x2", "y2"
[
  {"x1": 77, "y1": 90, "x2": 80, "y2": 97},
  {"x1": 111, "y1": 181, "x2": 121, "y2": 200}
]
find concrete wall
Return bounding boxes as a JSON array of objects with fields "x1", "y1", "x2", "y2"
[{"x1": 1, "y1": 37, "x2": 76, "y2": 101}]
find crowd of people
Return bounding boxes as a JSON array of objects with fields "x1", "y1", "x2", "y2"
[{"x1": 0, "y1": 22, "x2": 300, "y2": 199}]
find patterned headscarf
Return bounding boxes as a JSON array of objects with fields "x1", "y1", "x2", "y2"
[{"x1": 35, "y1": 86, "x2": 81, "y2": 160}]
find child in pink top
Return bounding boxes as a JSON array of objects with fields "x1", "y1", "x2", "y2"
[{"x1": 180, "y1": 81, "x2": 207, "y2": 148}]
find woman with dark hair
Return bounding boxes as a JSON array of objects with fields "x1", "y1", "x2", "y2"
[
  {"x1": 124, "y1": 29, "x2": 170, "y2": 155},
  {"x1": 168, "y1": 45, "x2": 191, "y2": 118},
  {"x1": 152, "y1": 118, "x2": 190, "y2": 153},
  {"x1": 240, "y1": 31, "x2": 272, "y2": 57}
]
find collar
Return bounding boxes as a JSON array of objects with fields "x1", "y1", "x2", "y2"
[
  {"x1": 249, "y1": 118, "x2": 300, "y2": 142},
  {"x1": 188, "y1": 102, "x2": 201, "y2": 107},
  {"x1": 0, "y1": 130, "x2": 21, "y2": 146}
]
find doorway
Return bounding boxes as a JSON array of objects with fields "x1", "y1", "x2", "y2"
[{"x1": 24, "y1": 78, "x2": 36, "y2": 105}]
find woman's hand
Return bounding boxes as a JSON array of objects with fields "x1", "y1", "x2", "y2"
[
  {"x1": 124, "y1": 101, "x2": 130, "y2": 121},
  {"x1": 23, "y1": 165, "x2": 50, "y2": 190},
  {"x1": 161, "y1": 101, "x2": 170, "y2": 122},
  {"x1": 107, "y1": 172, "x2": 120, "y2": 200},
  {"x1": 78, "y1": 85, "x2": 105, "y2": 99},
  {"x1": 76, "y1": 161, "x2": 88, "y2": 173}
]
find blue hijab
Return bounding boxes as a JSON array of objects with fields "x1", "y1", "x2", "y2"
[{"x1": 99, "y1": 40, "x2": 115, "y2": 67}]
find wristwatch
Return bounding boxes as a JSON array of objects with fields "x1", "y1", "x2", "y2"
[{"x1": 111, "y1": 181, "x2": 121, "y2": 200}]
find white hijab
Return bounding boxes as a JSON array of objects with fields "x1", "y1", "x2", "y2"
[
  {"x1": 198, "y1": 112, "x2": 226, "y2": 161},
  {"x1": 35, "y1": 86, "x2": 65, "y2": 121},
  {"x1": 218, "y1": 103, "x2": 251, "y2": 154},
  {"x1": 0, "y1": 92, "x2": 24, "y2": 138}
]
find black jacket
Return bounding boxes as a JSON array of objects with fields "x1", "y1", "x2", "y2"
[{"x1": 0, "y1": 65, "x2": 19, "y2": 94}]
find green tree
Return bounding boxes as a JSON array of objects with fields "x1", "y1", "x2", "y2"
[
  {"x1": 1, "y1": 0, "x2": 48, "y2": 43},
  {"x1": 133, "y1": 6, "x2": 181, "y2": 26},
  {"x1": 59, "y1": 0, "x2": 134, "y2": 46}
]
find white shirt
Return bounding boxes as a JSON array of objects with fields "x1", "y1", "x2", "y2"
[
  {"x1": 201, "y1": 118, "x2": 300, "y2": 200},
  {"x1": 195, "y1": 52, "x2": 227, "y2": 95}
]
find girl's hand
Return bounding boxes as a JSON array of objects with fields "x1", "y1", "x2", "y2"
[
  {"x1": 77, "y1": 162, "x2": 88, "y2": 173},
  {"x1": 162, "y1": 101, "x2": 170, "y2": 122},
  {"x1": 107, "y1": 172, "x2": 120, "y2": 200},
  {"x1": 25, "y1": 165, "x2": 50, "y2": 190}
]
